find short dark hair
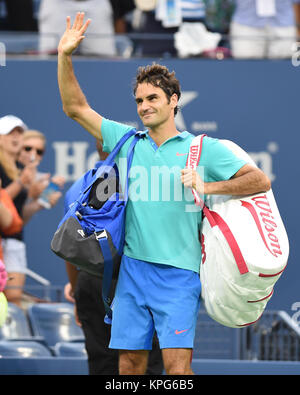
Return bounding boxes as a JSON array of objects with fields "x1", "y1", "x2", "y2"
[{"x1": 133, "y1": 63, "x2": 181, "y2": 115}]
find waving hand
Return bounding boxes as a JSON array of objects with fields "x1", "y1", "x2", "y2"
[{"x1": 58, "y1": 12, "x2": 91, "y2": 55}]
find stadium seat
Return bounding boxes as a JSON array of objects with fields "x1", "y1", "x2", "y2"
[
  {"x1": 193, "y1": 310, "x2": 241, "y2": 359},
  {"x1": 27, "y1": 303, "x2": 85, "y2": 347},
  {"x1": 53, "y1": 342, "x2": 87, "y2": 358},
  {"x1": 0, "y1": 340, "x2": 52, "y2": 357},
  {"x1": 0, "y1": 303, "x2": 33, "y2": 340}
]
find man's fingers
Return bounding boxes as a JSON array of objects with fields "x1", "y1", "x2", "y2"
[
  {"x1": 72, "y1": 11, "x2": 81, "y2": 29},
  {"x1": 80, "y1": 18, "x2": 91, "y2": 35},
  {"x1": 75, "y1": 12, "x2": 85, "y2": 30},
  {"x1": 71, "y1": 12, "x2": 78, "y2": 29},
  {"x1": 181, "y1": 169, "x2": 192, "y2": 179},
  {"x1": 181, "y1": 168, "x2": 192, "y2": 174},
  {"x1": 66, "y1": 16, "x2": 71, "y2": 30},
  {"x1": 70, "y1": 12, "x2": 89, "y2": 34},
  {"x1": 181, "y1": 173, "x2": 192, "y2": 184},
  {"x1": 79, "y1": 11, "x2": 85, "y2": 26}
]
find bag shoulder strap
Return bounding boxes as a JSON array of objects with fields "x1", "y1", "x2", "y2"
[
  {"x1": 186, "y1": 134, "x2": 217, "y2": 223},
  {"x1": 102, "y1": 128, "x2": 138, "y2": 166},
  {"x1": 98, "y1": 130, "x2": 145, "y2": 320},
  {"x1": 186, "y1": 134, "x2": 206, "y2": 209},
  {"x1": 188, "y1": 135, "x2": 250, "y2": 275},
  {"x1": 83, "y1": 128, "x2": 142, "y2": 195}
]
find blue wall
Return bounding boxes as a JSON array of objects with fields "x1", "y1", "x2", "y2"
[{"x1": 0, "y1": 58, "x2": 299, "y2": 313}]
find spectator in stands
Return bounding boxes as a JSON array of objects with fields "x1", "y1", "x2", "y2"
[
  {"x1": 0, "y1": 253, "x2": 8, "y2": 329},
  {"x1": 0, "y1": 257, "x2": 8, "y2": 293},
  {"x1": 205, "y1": 0, "x2": 235, "y2": 36},
  {"x1": 18, "y1": 129, "x2": 65, "y2": 223},
  {"x1": 0, "y1": 179, "x2": 15, "y2": 230},
  {"x1": 109, "y1": 0, "x2": 136, "y2": 57},
  {"x1": 63, "y1": 139, "x2": 163, "y2": 375},
  {"x1": 38, "y1": 0, "x2": 117, "y2": 56},
  {"x1": 0, "y1": 115, "x2": 35, "y2": 306},
  {"x1": 0, "y1": 177, "x2": 23, "y2": 264},
  {"x1": 110, "y1": 0, "x2": 136, "y2": 33},
  {"x1": 0, "y1": 116, "x2": 64, "y2": 307},
  {"x1": 132, "y1": 0, "x2": 207, "y2": 56},
  {"x1": 230, "y1": 0, "x2": 300, "y2": 59},
  {"x1": 0, "y1": 0, "x2": 37, "y2": 31}
]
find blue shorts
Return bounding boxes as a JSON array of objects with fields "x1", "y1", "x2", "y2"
[{"x1": 109, "y1": 255, "x2": 201, "y2": 350}]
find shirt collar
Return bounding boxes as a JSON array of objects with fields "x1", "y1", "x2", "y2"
[{"x1": 143, "y1": 130, "x2": 190, "y2": 139}]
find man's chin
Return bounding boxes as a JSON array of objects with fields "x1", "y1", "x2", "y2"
[{"x1": 142, "y1": 120, "x2": 154, "y2": 128}]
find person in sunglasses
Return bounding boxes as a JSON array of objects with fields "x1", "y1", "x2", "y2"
[
  {"x1": 0, "y1": 117, "x2": 65, "y2": 307},
  {"x1": 0, "y1": 115, "x2": 36, "y2": 306},
  {"x1": 18, "y1": 130, "x2": 65, "y2": 218}
]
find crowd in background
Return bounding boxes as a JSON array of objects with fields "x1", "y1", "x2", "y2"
[
  {"x1": 0, "y1": 0, "x2": 299, "y2": 59},
  {"x1": 0, "y1": 115, "x2": 65, "y2": 307}
]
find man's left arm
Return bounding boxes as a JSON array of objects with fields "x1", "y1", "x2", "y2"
[
  {"x1": 181, "y1": 164, "x2": 271, "y2": 196},
  {"x1": 204, "y1": 164, "x2": 271, "y2": 195}
]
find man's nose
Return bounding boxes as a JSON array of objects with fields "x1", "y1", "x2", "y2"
[{"x1": 140, "y1": 101, "x2": 150, "y2": 112}]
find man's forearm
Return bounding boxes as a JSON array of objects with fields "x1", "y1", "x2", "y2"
[
  {"x1": 57, "y1": 52, "x2": 103, "y2": 140},
  {"x1": 57, "y1": 13, "x2": 103, "y2": 140},
  {"x1": 204, "y1": 169, "x2": 270, "y2": 196},
  {"x1": 57, "y1": 53, "x2": 88, "y2": 117}
]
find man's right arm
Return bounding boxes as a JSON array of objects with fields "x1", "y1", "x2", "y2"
[{"x1": 57, "y1": 12, "x2": 103, "y2": 141}]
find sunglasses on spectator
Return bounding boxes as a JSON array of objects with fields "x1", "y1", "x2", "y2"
[{"x1": 23, "y1": 146, "x2": 45, "y2": 156}]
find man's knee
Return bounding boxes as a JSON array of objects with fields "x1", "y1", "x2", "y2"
[
  {"x1": 162, "y1": 348, "x2": 194, "y2": 375},
  {"x1": 119, "y1": 350, "x2": 149, "y2": 375}
]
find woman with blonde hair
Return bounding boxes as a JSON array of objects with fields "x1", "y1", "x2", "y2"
[
  {"x1": 0, "y1": 116, "x2": 65, "y2": 307},
  {"x1": 0, "y1": 115, "x2": 37, "y2": 307}
]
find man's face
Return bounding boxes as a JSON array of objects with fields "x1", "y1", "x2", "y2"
[{"x1": 135, "y1": 83, "x2": 177, "y2": 129}]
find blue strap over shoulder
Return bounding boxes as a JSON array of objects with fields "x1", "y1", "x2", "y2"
[
  {"x1": 83, "y1": 128, "x2": 140, "y2": 196},
  {"x1": 92, "y1": 129, "x2": 143, "y2": 319}
]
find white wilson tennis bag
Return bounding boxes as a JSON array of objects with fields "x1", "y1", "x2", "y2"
[{"x1": 187, "y1": 135, "x2": 289, "y2": 328}]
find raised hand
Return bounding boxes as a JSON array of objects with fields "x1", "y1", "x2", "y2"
[
  {"x1": 20, "y1": 160, "x2": 38, "y2": 189},
  {"x1": 58, "y1": 12, "x2": 91, "y2": 55}
]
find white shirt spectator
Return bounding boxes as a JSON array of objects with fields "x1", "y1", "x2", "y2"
[
  {"x1": 38, "y1": 0, "x2": 117, "y2": 56},
  {"x1": 230, "y1": 0, "x2": 300, "y2": 58}
]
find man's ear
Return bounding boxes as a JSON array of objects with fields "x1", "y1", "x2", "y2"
[{"x1": 170, "y1": 93, "x2": 178, "y2": 110}]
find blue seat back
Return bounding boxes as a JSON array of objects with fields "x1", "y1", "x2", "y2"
[
  {"x1": 28, "y1": 303, "x2": 84, "y2": 347},
  {"x1": 0, "y1": 340, "x2": 52, "y2": 357},
  {"x1": 54, "y1": 342, "x2": 87, "y2": 357},
  {"x1": 0, "y1": 303, "x2": 32, "y2": 340}
]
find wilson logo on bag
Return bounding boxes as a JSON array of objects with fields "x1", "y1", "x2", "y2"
[
  {"x1": 240, "y1": 195, "x2": 282, "y2": 259},
  {"x1": 187, "y1": 135, "x2": 289, "y2": 328}
]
